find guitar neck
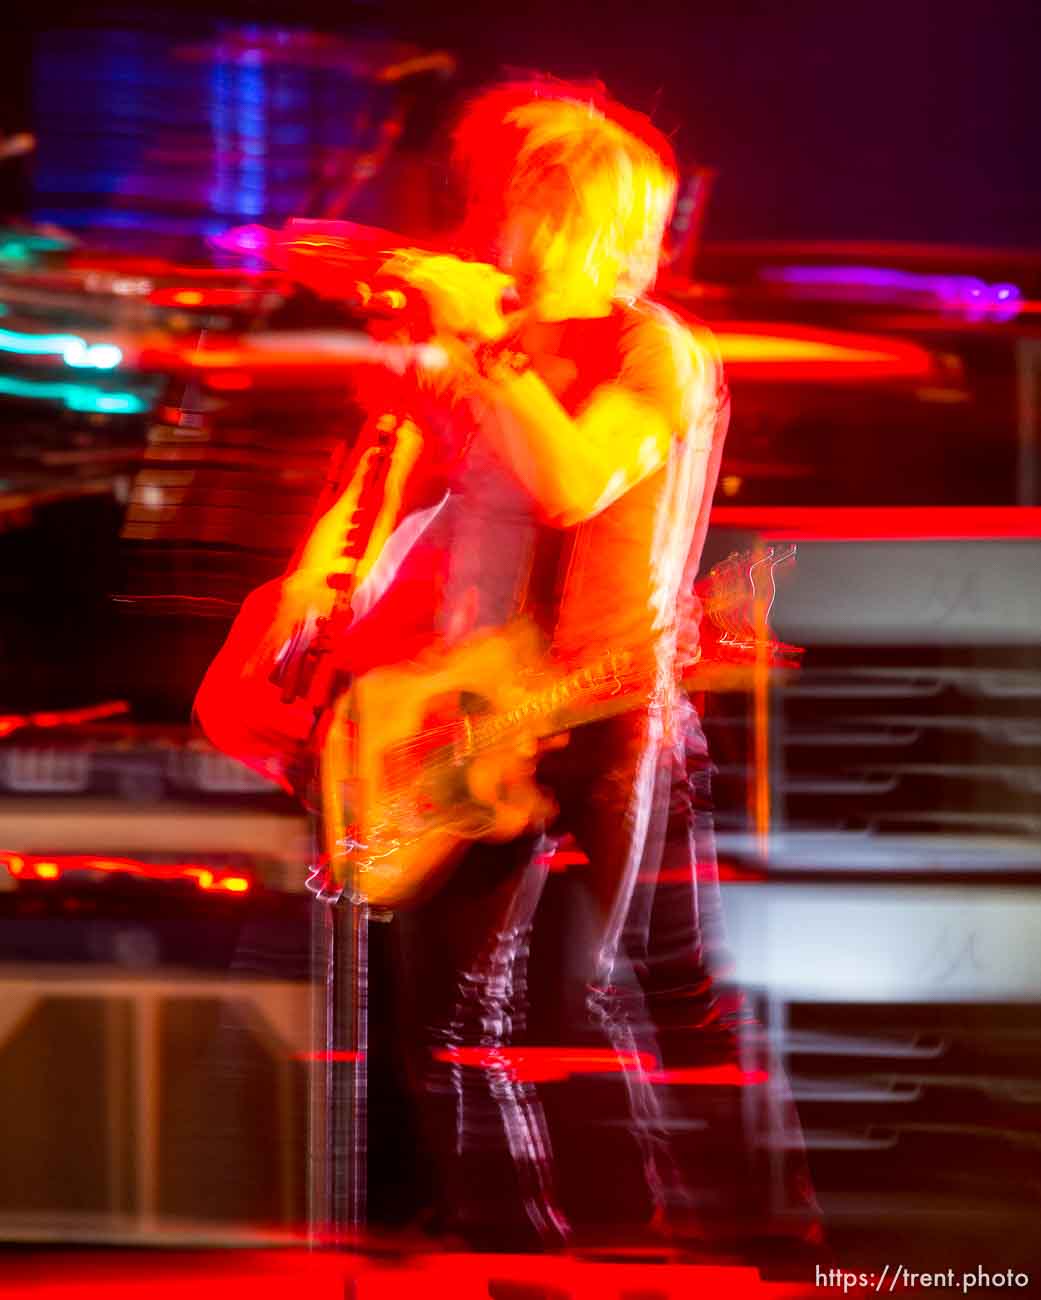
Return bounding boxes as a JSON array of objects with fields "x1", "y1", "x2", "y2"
[
  {"x1": 469, "y1": 645, "x2": 790, "y2": 757},
  {"x1": 469, "y1": 651, "x2": 654, "y2": 754}
]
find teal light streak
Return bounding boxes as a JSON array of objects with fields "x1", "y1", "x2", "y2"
[
  {"x1": 0, "y1": 327, "x2": 123, "y2": 369},
  {"x1": 0, "y1": 374, "x2": 147, "y2": 414},
  {"x1": 0, "y1": 235, "x2": 70, "y2": 264}
]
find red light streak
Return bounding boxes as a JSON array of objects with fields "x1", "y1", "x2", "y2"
[
  {"x1": 648, "y1": 1065, "x2": 769, "y2": 1087},
  {"x1": 293, "y1": 1050, "x2": 366, "y2": 1062},
  {"x1": 431, "y1": 1048, "x2": 766, "y2": 1085},
  {"x1": 432, "y1": 1046, "x2": 657, "y2": 1082},
  {"x1": 710, "y1": 505, "x2": 1041, "y2": 541},
  {"x1": 0, "y1": 699, "x2": 129, "y2": 739},
  {"x1": 0, "y1": 851, "x2": 252, "y2": 894}
]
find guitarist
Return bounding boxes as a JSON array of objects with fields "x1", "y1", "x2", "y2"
[{"x1": 197, "y1": 81, "x2": 735, "y2": 1249}]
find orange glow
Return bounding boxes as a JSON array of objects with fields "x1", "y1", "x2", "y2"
[
  {"x1": 149, "y1": 287, "x2": 261, "y2": 309},
  {"x1": 377, "y1": 50, "x2": 457, "y2": 82},
  {"x1": 712, "y1": 323, "x2": 934, "y2": 381},
  {"x1": 1, "y1": 851, "x2": 252, "y2": 893},
  {"x1": 751, "y1": 543, "x2": 771, "y2": 862}
]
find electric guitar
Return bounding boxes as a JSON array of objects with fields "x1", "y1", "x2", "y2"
[
  {"x1": 316, "y1": 543, "x2": 800, "y2": 909},
  {"x1": 198, "y1": 459, "x2": 797, "y2": 908}
]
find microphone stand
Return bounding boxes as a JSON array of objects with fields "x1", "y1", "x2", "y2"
[
  {"x1": 297, "y1": 411, "x2": 417, "y2": 1247},
  {"x1": 310, "y1": 852, "x2": 370, "y2": 1245}
]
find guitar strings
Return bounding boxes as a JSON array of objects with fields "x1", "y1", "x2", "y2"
[{"x1": 378, "y1": 659, "x2": 652, "y2": 799}]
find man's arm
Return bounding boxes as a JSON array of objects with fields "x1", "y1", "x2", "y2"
[
  {"x1": 471, "y1": 365, "x2": 672, "y2": 526},
  {"x1": 445, "y1": 306, "x2": 720, "y2": 526},
  {"x1": 379, "y1": 250, "x2": 717, "y2": 526}
]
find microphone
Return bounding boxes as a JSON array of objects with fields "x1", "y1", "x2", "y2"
[{"x1": 212, "y1": 220, "x2": 521, "y2": 339}]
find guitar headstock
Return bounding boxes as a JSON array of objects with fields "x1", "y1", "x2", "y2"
[{"x1": 696, "y1": 545, "x2": 803, "y2": 667}]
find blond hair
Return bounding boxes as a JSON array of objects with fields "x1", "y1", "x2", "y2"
[{"x1": 454, "y1": 82, "x2": 678, "y2": 310}]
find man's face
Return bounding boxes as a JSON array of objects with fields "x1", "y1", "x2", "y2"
[
  {"x1": 496, "y1": 204, "x2": 545, "y2": 298},
  {"x1": 493, "y1": 186, "x2": 617, "y2": 321}
]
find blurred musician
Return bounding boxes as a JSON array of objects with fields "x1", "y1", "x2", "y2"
[{"x1": 197, "y1": 81, "x2": 801, "y2": 1252}]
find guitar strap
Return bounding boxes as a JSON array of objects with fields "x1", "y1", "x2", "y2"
[{"x1": 519, "y1": 522, "x2": 576, "y2": 646}]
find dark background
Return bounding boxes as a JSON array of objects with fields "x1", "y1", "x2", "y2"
[{"x1": 3, "y1": 0, "x2": 1039, "y2": 248}]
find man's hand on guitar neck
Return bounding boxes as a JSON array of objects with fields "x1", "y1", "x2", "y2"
[
  {"x1": 249, "y1": 486, "x2": 362, "y2": 683},
  {"x1": 257, "y1": 568, "x2": 336, "y2": 679}
]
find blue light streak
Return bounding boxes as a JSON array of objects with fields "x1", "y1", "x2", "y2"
[{"x1": 766, "y1": 265, "x2": 1022, "y2": 321}]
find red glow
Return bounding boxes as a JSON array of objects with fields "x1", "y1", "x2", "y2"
[
  {"x1": 534, "y1": 847, "x2": 591, "y2": 871},
  {"x1": 205, "y1": 370, "x2": 254, "y2": 391},
  {"x1": 648, "y1": 863, "x2": 768, "y2": 884},
  {"x1": 710, "y1": 505, "x2": 1041, "y2": 541},
  {"x1": 433, "y1": 1046, "x2": 657, "y2": 1082},
  {"x1": 293, "y1": 1050, "x2": 365, "y2": 1062},
  {"x1": 0, "y1": 699, "x2": 129, "y2": 739},
  {"x1": 435, "y1": 1049, "x2": 766, "y2": 1087},
  {"x1": 0, "y1": 1247, "x2": 779, "y2": 1299},
  {"x1": 648, "y1": 1065, "x2": 769, "y2": 1086},
  {"x1": 1, "y1": 851, "x2": 253, "y2": 893}
]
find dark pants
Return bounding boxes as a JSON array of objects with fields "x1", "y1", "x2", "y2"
[{"x1": 388, "y1": 703, "x2": 820, "y2": 1250}]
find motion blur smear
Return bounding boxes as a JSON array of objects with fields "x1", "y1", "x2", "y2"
[{"x1": 0, "y1": 8, "x2": 1039, "y2": 1297}]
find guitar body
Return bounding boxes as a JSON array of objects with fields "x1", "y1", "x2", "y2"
[{"x1": 324, "y1": 622, "x2": 554, "y2": 907}]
